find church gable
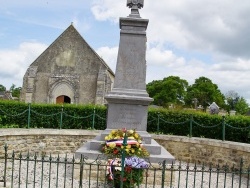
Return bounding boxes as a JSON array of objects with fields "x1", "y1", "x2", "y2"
[{"x1": 21, "y1": 24, "x2": 114, "y2": 105}]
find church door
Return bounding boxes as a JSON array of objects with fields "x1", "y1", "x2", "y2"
[{"x1": 56, "y1": 95, "x2": 71, "y2": 104}]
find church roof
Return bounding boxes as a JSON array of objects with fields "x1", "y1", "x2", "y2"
[{"x1": 30, "y1": 24, "x2": 114, "y2": 76}]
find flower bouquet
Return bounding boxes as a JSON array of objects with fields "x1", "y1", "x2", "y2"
[
  {"x1": 102, "y1": 128, "x2": 149, "y2": 158},
  {"x1": 102, "y1": 128, "x2": 150, "y2": 188}
]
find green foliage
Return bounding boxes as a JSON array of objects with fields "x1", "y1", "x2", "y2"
[
  {"x1": 225, "y1": 90, "x2": 239, "y2": 111},
  {"x1": 10, "y1": 84, "x2": 22, "y2": 98},
  {"x1": 225, "y1": 91, "x2": 249, "y2": 115},
  {"x1": 185, "y1": 77, "x2": 225, "y2": 109},
  {"x1": 148, "y1": 107, "x2": 250, "y2": 143},
  {"x1": 0, "y1": 100, "x2": 249, "y2": 143},
  {"x1": 109, "y1": 167, "x2": 144, "y2": 188},
  {"x1": 0, "y1": 101, "x2": 106, "y2": 130},
  {"x1": 224, "y1": 115, "x2": 250, "y2": 143},
  {"x1": 235, "y1": 97, "x2": 249, "y2": 115},
  {"x1": 147, "y1": 76, "x2": 188, "y2": 107},
  {"x1": 0, "y1": 84, "x2": 6, "y2": 92}
]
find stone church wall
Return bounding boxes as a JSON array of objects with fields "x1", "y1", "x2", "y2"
[{"x1": 20, "y1": 25, "x2": 114, "y2": 105}]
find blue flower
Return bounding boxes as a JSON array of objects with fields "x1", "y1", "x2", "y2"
[{"x1": 125, "y1": 156, "x2": 148, "y2": 169}]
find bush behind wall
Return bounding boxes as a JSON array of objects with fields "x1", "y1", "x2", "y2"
[{"x1": 0, "y1": 101, "x2": 249, "y2": 143}]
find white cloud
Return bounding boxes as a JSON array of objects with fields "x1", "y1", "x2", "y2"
[
  {"x1": 211, "y1": 58, "x2": 250, "y2": 72},
  {"x1": 96, "y1": 46, "x2": 118, "y2": 73},
  {"x1": 147, "y1": 48, "x2": 185, "y2": 67},
  {"x1": 71, "y1": 17, "x2": 91, "y2": 33},
  {"x1": 0, "y1": 0, "x2": 249, "y2": 105},
  {"x1": 90, "y1": 0, "x2": 250, "y2": 104},
  {"x1": 91, "y1": 0, "x2": 250, "y2": 58},
  {"x1": 0, "y1": 42, "x2": 47, "y2": 88},
  {"x1": 91, "y1": 0, "x2": 129, "y2": 23}
]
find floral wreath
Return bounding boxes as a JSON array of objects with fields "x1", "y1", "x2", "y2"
[
  {"x1": 102, "y1": 128, "x2": 149, "y2": 158},
  {"x1": 102, "y1": 128, "x2": 149, "y2": 187}
]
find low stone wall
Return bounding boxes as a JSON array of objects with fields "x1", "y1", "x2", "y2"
[
  {"x1": 0, "y1": 129, "x2": 98, "y2": 157},
  {"x1": 154, "y1": 134, "x2": 250, "y2": 168},
  {"x1": 0, "y1": 129, "x2": 249, "y2": 168}
]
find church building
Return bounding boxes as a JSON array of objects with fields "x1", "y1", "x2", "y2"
[{"x1": 20, "y1": 24, "x2": 114, "y2": 105}]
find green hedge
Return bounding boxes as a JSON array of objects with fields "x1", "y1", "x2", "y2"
[
  {"x1": 147, "y1": 108, "x2": 250, "y2": 143},
  {"x1": 0, "y1": 101, "x2": 106, "y2": 130},
  {"x1": 0, "y1": 101, "x2": 249, "y2": 143}
]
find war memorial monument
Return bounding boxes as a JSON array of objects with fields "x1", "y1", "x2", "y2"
[{"x1": 76, "y1": 0, "x2": 175, "y2": 164}]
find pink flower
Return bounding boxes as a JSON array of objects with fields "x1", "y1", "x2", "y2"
[{"x1": 122, "y1": 128, "x2": 127, "y2": 132}]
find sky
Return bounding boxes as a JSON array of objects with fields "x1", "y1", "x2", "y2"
[{"x1": 0, "y1": 0, "x2": 250, "y2": 105}]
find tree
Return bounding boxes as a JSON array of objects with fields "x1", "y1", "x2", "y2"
[
  {"x1": 0, "y1": 84, "x2": 6, "y2": 92},
  {"x1": 146, "y1": 76, "x2": 188, "y2": 107},
  {"x1": 9, "y1": 84, "x2": 22, "y2": 98},
  {"x1": 235, "y1": 97, "x2": 249, "y2": 115},
  {"x1": 185, "y1": 77, "x2": 225, "y2": 110},
  {"x1": 225, "y1": 90, "x2": 249, "y2": 115},
  {"x1": 225, "y1": 90, "x2": 239, "y2": 110}
]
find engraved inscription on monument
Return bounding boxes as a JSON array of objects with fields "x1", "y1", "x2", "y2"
[
  {"x1": 107, "y1": 104, "x2": 148, "y2": 131},
  {"x1": 118, "y1": 106, "x2": 139, "y2": 125}
]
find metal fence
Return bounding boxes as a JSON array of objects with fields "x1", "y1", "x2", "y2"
[
  {"x1": 0, "y1": 145, "x2": 250, "y2": 188},
  {"x1": 0, "y1": 105, "x2": 250, "y2": 142},
  {"x1": 0, "y1": 105, "x2": 106, "y2": 130},
  {"x1": 148, "y1": 113, "x2": 250, "y2": 141}
]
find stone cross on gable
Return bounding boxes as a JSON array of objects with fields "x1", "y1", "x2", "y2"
[{"x1": 127, "y1": 0, "x2": 144, "y2": 18}]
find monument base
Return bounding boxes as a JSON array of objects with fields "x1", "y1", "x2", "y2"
[
  {"x1": 105, "y1": 89, "x2": 153, "y2": 131},
  {"x1": 75, "y1": 129, "x2": 175, "y2": 164}
]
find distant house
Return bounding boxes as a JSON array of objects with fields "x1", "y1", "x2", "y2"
[{"x1": 20, "y1": 24, "x2": 114, "y2": 105}]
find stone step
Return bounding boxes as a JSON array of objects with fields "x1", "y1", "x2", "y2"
[
  {"x1": 88, "y1": 133, "x2": 161, "y2": 155},
  {"x1": 75, "y1": 139, "x2": 175, "y2": 164},
  {"x1": 75, "y1": 129, "x2": 175, "y2": 164},
  {"x1": 143, "y1": 139, "x2": 161, "y2": 155}
]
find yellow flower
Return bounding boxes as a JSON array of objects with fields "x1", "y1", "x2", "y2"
[
  {"x1": 102, "y1": 128, "x2": 150, "y2": 158},
  {"x1": 109, "y1": 143, "x2": 116, "y2": 148},
  {"x1": 126, "y1": 144, "x2": 131, "y2": 149},
  {"x1": 128, "y1": 129, "x2": 134, "y2": 134},
  {"x1": 134, "y1": 133, "x2": 139, "y2": 139}
]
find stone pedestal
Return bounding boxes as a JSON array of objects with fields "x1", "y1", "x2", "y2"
[{"x1": 75, "y1": 129, "x2": 174, "y2": 163}]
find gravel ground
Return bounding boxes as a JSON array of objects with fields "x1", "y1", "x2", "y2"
[{"x1": 0, "y1": 155, "x2": 249, "y2": 188}]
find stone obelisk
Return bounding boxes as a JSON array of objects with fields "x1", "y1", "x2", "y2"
[
  {"x1": 105, "y1": 0, "x2": 152, "y2": 131},
  {"x1": 76, "y1": 0, "x2": 175, "y2": 163}
]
